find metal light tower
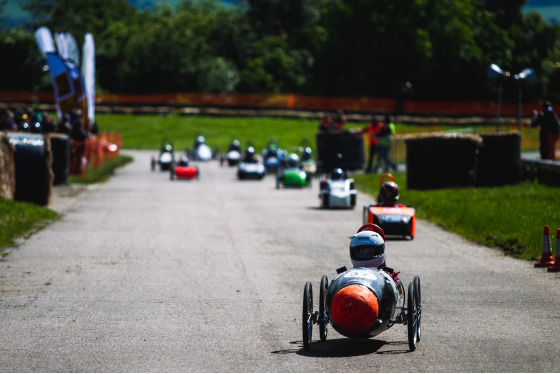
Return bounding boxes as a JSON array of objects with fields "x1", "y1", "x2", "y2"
[
  {"x1": 514, "y1": 68, "x2": 537, "y2": 133},
  {"x1": 487, "y1": 64, "x2": 510, "y2": 132}
]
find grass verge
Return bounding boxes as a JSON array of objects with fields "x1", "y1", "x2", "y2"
[
  {"x1": 0, "y1": 199, "x2": 58, "y2": 251},
  {"x1": 353, "y1": 171, "x2": 560, "y2": 261},
  {"x1": 95, "y1": 113, "x2": 524, "y2": 152},
  {"x1": 68, "y1": 154, "x2": 133, "y2": 184}
]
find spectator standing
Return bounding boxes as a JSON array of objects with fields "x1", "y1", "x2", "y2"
[
  {"x1": 359, "y1": 115, "x2": 382, "y2": 173},
  {"x1": 531, "y1": 100, "x2": 560, "y2": 160},
  {"x1": 374, "y1": 115, "x2": 396, "y2": 172}
]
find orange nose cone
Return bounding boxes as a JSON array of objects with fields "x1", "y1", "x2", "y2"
[{"x1": 331, "y1": 285, "x2": 379, "y2": 333}]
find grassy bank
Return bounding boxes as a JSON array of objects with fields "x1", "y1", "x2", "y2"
[
  {"x1": 0, "y1": 199, "x2": 58, "y2": 251},
  {"x1": 68, "y1": 154, "x2": 134, "y2": 184},
  {"x1": 95, "y1": 113, "x2": 528, "y2": 152},
  {"x1": 353, "y1": 171, "x2": 560, "y2": 261}
]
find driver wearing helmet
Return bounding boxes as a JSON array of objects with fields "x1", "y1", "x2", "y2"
[
  {"x1": 286, "y1": 153, "x2": 300, "y2": 168},
  {"x1": 243, "y1": 146, "x2": 257, "y2": 162},
  {"x1": 330, "y1": 167, "x2": 345, "y2": 180},
  {"x1": 377, "y1": 181, "x2": 404, "y2": 207},
  {"x1": 349, "y1": 229, "x2": 399, "y2": 281}
]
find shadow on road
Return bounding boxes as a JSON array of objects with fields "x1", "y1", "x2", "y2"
[{"x1": 272, "y1": 339, "x2": 409, "y2": 357}]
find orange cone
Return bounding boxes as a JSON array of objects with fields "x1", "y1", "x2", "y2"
[
  {"x1": 535, "y1": 225, "x2": 555, "y2": 268},
  {"x1": 548, "y1": 229, "x2": 560, "y2": 272}
]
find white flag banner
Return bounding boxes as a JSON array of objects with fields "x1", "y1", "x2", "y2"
[
  {"x1": 54, "y1": 32, "x2": 69, "y2": 60},
  {"x1": 34, "y1": 26, "x2": 56, "y2": 58},
  {"x1": 82, "y1": 33, "x2": 95, "y2": 124}
]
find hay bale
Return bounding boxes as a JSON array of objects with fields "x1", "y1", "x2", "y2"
[
  {"x1": 316, "y1": 131, "x2": 365, "y2": 173},
  {"x1": 0, "y1": 131, "x2": 16, "y2": 199},
  {"x1": 8, "y1": 132, "x2": 53, "y2": 206},
  {"x1": 477, "y1": 132, "x2": 521, "y2": 186},
  {"x1": 404, "y1": 133, "x2": 482, "y2": 190},
  {"x1": 47, "y1": 133, "x2": 70, "y2": 185}
]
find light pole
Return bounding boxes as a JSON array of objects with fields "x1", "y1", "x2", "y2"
[
  {"x1": 513, "y1": 68, "x2": 537, "y2": 133},
  {"x1": 487, "y1": 64, "x2": 510, "y2": 132}
]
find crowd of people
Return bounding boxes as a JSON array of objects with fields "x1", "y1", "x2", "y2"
[
  {"x1": 0, "y1": 107, "x2": 96, "y2": 142},
  {"x1": 318, "y1": 109, "x2": 397, "y2": 173},
  {"x1": 359, "y1": 114, "x2": 396, "y2": 173}
]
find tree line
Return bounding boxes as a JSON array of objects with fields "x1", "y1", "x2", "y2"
[{"x1": 1, "y1": 0, "x2": 560, "y2": 103}]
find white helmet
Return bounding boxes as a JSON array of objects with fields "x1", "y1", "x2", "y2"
[{"x1": 349, "y1": 229, "x2": 385, "y2": 268}]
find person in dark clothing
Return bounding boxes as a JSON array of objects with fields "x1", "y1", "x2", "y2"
[
  {"x1": 531, "y1": 101, "x2": 560, "y2": 160},
  {"x1": 358, "y1": 116, "x2": 382, "y2": 173}
]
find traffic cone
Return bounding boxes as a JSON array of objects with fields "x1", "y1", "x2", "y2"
[
  {"x1": 548, "y1": 229, "x2": 560, "y2": 272},
  {"x1": 535, "y1": 225, "x2": 555, "y2": 268}
]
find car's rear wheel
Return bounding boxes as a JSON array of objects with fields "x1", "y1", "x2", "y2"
[
  {"x1": 322, "y1": 194, "x2": 329, "y2": 209},
  {"x1": 302, "y1": 282, "x2": 313, "y2": 350},
  {"x1": 319, "y1": 275, "x2": 328, "y2": 341},
  {"x1": 407, "y1": 281, "x2": 418, "y2": 351}
]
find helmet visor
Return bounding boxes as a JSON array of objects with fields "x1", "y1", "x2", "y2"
[{"x1": 350, "y1": 244, "x2": 385, "y2": 261}]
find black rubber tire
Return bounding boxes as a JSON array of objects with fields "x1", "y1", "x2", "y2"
[
  {"x1": 151, "y1": 157, "x2": 156, "y2": 171},
  {"x1": 276, "y1": 171, "x2": 281, "y2": 189},
  {"x1": 170, "y1": 167, "x2": 175, "y2": 180},
  {"x1": 319, "y1": 275, "x2": 328, "y2": 341},
  {"x1": 413, "y1": 276, "x2": 421, "y2": 342},
  {"x1": 322, "y1": 194, "x2": 330, "y2": 209},
  {"x1": 407, "y1": 281, "x2": 418, "y2": 351},
  {"x1": 302, "y1": 282, "x2": 313, "y2": 351}
]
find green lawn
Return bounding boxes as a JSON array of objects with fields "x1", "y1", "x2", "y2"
[{"x1": 0, "y1": 198, "x2": 58, "y2": 251}]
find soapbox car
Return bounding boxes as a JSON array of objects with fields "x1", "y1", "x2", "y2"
[
  {"x1": 262, "y1": 139, "x2": 285, "y2": 173},
  {"x1": 299, "y1": 138, "x2": 317, "y2": 176},
  {"x1": 237, "y1": 145, "x2": 266, "y2": 180},
  {"x1": 220, "y1": 138, "x2": 242, "y2": 167},
  {"x1": 319, "y1": 168, "x2": 357, "y2": 209},
  {"x1": 363, "y1": 174, "x2": 415, "y2": 239},
  {"x1": 170, "y1": 154, "x2": 199, "y2": 180},
  {"x1": 302, "y1": 224, "x2": 422, "y2": 352},
  {"x1": 188, "y1": 134, "x2": 214, "y2": 162},
  {"x1": 151, "y1": 139, "x2": 175, "y2": 171},
  {"x1": 276, "y1": 153, "x2": 311, "y2": 189}
]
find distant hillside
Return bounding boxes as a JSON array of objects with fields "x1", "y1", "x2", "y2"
[
  {"x1": 2, "y1": 0, "x2": 560, "y2": 27},
  {"x1": 0, "y1": 0, "x2": 238, "y2": 27}
]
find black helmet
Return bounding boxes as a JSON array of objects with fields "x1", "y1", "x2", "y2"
[
  {"x1": 245, "y1": 146, "x2": 255, "y2": 159},
  {"x1": 331, "y1": 167, "x2": 345, "y2": 180},
  {"x1": 378, "y1": 181, "x2": 399, "y2": 206},
  {"x1": 301, "y1": 146, "x2": 312, "y2": 161},
  {"x1": 286, "y1": 153, "x2": 299, "y2": 167}
]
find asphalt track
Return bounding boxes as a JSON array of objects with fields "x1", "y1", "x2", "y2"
[{"x1": 1, "y1": 150, "x2": 560, "y2": 372}]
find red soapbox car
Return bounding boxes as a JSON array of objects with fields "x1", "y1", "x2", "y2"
[{"x1": 362, "y1": 173, "x2": 415, "y2": 239}]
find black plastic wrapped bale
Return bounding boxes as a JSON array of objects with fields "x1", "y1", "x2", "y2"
[
  {"x1": 8, "y1": 132, "x2": 53, "y2": 206},
  {"x1": 316, "y1": 131, "x2": 364, "y2": 173},
  {"x1": 405, "y1": 133, "x2": 482, "y2": 190},
  {"x1": 48, "y1": 133, "x2": 70, "y2": 185},
  {"x1": 477, "y1": 132, "x2": 521, "y2": 186},
  {"x1": 0, "y1": 131, "x2": 16, "y2": 200}
]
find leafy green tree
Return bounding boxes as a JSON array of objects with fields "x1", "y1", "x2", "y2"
[{"x1": 0, "y1": 27, "x2": 45, "y2": 91}]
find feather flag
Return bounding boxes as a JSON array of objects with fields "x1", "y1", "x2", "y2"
[
  {"x1": 34, "y1": 26, "x2": 56, "y2": 58},
  {"x1": 35, "y1": 27, "x2": 87, "y2": 122},
  {"x1": 82, "y1": 33, "x2": 95, "y2": 124}
]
